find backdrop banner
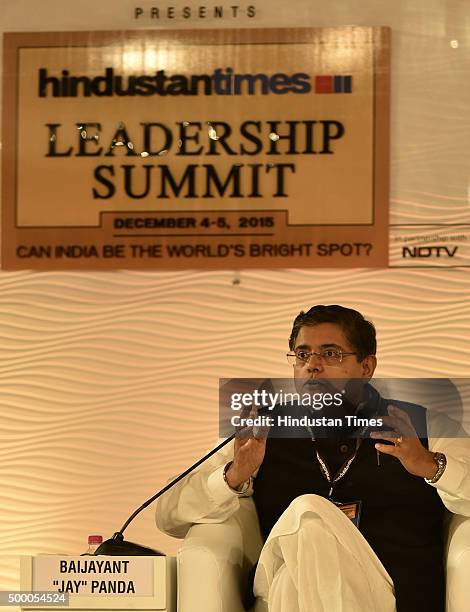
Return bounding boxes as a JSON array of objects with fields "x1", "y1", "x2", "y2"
[{"x1": 2, "y1": 27, "x2": 390, "y2": 270}]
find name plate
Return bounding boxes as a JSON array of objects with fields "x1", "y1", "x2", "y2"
[{"x1": 20, "y1": 556, "x2": 172, "y2": 610}]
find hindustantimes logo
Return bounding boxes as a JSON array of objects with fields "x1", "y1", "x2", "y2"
[{"x1": 38, "y1": 67, "x2": 353, "y2": 97}]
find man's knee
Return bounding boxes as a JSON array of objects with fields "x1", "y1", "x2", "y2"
[
  {"x1": 274, "y1": 494, "x2": 348, "y2": 537},
  {"x1": 286, "y1": 493, "x2": 333, "y2": 515}
]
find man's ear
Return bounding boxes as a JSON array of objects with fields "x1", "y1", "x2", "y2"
[{"x1": 361, "y1": 355, "x2": 377, "y2": 378}]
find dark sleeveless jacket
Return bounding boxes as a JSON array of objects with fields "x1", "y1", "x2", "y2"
[{"x1": 252, "y1": 387, "x2": 446, "y2": 612}]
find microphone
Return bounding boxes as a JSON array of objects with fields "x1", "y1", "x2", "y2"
[{"x1": 94, "y1": 432, "x2": 237, "y2": 556}]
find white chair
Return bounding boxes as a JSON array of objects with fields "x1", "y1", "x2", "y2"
[
  {"x1": 175, "y1": 497, "x2": 470, "y2": 612},
  {"x1": 445, "y1": 512, "x2": 470, "y2": 611}
]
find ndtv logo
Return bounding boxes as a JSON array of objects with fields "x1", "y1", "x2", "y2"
[
  {"x1": 38, "y1": 68, "x2": 353, "y2": 97},
  {"x1": 402, "y1": 246, "x2": 459, "y2": 258}
]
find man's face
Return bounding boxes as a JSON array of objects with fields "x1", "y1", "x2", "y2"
[{"x1": 292, "y1": 323, "x2": 376, "y2": 394}]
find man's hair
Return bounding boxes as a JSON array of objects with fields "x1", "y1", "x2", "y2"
[{"x1": 288, "y1": 304, "x2": 376, "y2": 361}]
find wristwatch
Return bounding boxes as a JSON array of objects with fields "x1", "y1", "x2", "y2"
[
  {"x1": 223, "y1": 461, "x2": 252, "y2": 495},
  {"x1": 424, "y1": 452, "x2": 447, "y2": 484}
]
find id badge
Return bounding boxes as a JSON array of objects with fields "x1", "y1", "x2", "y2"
[{"x1": 334, "y1": 500, "x2": 362, "y2": 528}]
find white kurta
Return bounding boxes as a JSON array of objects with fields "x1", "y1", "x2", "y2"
[
  {"x1": 156, "y1": 434, "x2": 470, "y2": 609},
  {"x1": 254, "y1": 494, "x2": 395, "y2": 611}
]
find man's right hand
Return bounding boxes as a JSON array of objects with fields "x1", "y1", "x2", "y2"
[
  {"x1": 225, "y1": 432, "x2": 267, "y2": 489},
  {"x1": 225, "y1": 405, "x2": 270, "y2": 489}
]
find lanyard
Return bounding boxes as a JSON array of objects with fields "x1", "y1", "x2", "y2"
[{"x1": 306, "y1": 426, "x2": 362, "y2": 499}]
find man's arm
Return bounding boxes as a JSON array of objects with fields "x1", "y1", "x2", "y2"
[
  {"x1": 425, "y1": 406, "x2": 470, "y2": 516},
  {"x1": 155, "y1": 438, "x2": 253, "y2": 538},
  {"x1": 428, "y1": 437, "x2": 470, "y2": 516},
  {"x1": 372, "y1": 405, "x2": 470, "y2": 516}
]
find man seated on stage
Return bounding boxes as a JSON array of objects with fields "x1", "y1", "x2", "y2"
[{"x1": 156, "y1": 305, "x2": 470, "y2": 612}]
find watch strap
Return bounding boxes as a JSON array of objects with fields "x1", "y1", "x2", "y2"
[{"x1": 424, "y1": 452, "x2": 447, "y2": 484}]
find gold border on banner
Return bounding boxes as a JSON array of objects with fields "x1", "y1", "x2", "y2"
[{"x1": 2, "y1": 27, "x2": 390, "y2": 270}]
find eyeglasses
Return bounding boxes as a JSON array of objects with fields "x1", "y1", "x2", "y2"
[{"x1": 286, "y1": 349, "x2": 357, "y2": 367}]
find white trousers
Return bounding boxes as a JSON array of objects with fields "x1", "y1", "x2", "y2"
[{"x1": 253, "y1": 494, "x2": 396, "y2": 612}]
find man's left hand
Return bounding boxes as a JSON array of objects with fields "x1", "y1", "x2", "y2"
[{"x1": 370, "y1": 405, "x2": 439, "y2": 479}]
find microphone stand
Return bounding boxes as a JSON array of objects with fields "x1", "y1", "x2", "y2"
[{"x1": 94, "y1": 432, "x2": 236, "y2": 556}]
